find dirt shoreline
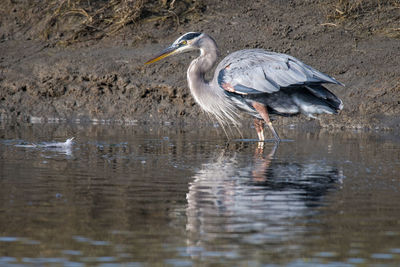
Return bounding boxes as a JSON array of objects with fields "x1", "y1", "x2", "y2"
[{"x1": 1, "y1": 0, "x2": 399, "y2": 131}]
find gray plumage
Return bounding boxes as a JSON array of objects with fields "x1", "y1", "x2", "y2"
[{"x1": 146, "y1": 32, "x2": 344, "y2": 141}]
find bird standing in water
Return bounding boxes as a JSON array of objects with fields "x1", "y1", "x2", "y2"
[{"x1": 146, "y1": 32, "x2": 343, "y2": 142}]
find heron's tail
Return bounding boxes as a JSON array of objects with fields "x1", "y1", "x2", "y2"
[
  {"x1": 305, "y1": 84, "x2": 343, "y2": 111},
  {"x1": 286, "y1": 85, "x2": 343, "y2": 117}
]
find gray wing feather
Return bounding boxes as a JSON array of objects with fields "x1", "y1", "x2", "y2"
[{"x1": 215, "y1": 49, "x2": 343, "y2": 94}]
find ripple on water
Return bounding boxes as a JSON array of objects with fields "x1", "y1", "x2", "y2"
[
  {"x1": 371, "y1": 253, "x2": 393, "y2": 260},
  {"x1": 1, "y1": 124, "x2": 400, "y2": 266}
]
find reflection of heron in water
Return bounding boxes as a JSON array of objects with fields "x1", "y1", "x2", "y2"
[{"x1": 185, "y1": 144, "x2": 343, "y2": 257}]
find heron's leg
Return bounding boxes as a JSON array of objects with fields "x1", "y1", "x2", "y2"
[
  {"x1": 252, "y1": 102, "x2": 281, "y2": 142},
  {"x1": 254, "y1": 119, "x2": 265, "y2": 141}
]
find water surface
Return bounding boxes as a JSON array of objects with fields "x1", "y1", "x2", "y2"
[{"x1": 1, "y1": 123, "x2": 400, "y2": 266}]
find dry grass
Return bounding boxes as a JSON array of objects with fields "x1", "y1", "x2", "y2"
[
  {"x1": 322, "y1": 0, "x2": 400, "y2": 38},
  {"x1": 42, "y1": 0, "x2": 201, "y2": 44},
  {"x1": 381, "y1": 27, "x2": 400, "y2": 38},
  {"x1": 325, "y1": 0, "x2": 398, "y2": 20}
]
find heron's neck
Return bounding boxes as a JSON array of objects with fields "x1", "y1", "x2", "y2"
[
  {"x1": 185, "y1": 35, "x2": 239, "y2": 126},
  {"x1": 187, "y1": 46, "x2": 218, "y2": 90}
]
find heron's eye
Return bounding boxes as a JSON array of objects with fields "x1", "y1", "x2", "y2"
[{"x1": 180, "y1": 40, "x2": 187, "y2": 45}]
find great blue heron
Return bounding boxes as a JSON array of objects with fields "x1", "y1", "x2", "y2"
[{"x1": 146, "y1": 32, "x2": 343, "y2": 142}]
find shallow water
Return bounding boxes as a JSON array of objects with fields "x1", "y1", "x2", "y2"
[{"x1": 1, "y1": 123, "x2": 400, "y2": 266}]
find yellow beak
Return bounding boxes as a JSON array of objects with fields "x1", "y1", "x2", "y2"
[{"x1": 145, "y1": 45, "x2": 179, "y2": 65}]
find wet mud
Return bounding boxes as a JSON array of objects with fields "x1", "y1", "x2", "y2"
[{"x1": 1, "y1": 0, "x2": 399, "y2": 131}]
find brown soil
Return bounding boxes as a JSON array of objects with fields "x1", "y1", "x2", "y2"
[{"x1": 1, "y1": 0, "x2": 399, "y2": 132}]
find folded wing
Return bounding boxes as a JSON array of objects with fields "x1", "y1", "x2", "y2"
[{"x1": 216, "y1": 49, "x2": 343, "y2": 95}]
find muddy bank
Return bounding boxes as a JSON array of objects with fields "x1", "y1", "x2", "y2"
[{"x1": 1, "y1": 0, "x2": 399, "y2": 131}]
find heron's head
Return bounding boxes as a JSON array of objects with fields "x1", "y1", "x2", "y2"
[{"x1": 145, "y1": 32, "x2": 203, "y2": 64}]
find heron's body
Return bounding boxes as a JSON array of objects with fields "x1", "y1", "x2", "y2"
[{"x1": 146, "y1": 32, "x2": 343, "y2": 141}]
